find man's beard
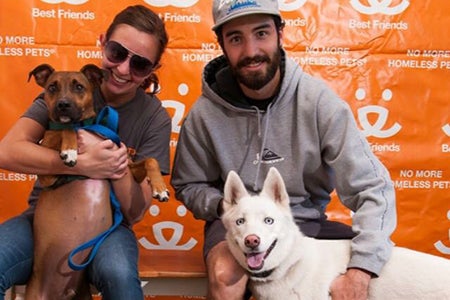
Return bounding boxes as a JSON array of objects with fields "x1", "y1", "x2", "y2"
[{"x1": 231, "y1": 49, "x2": 281, "y2": 91}]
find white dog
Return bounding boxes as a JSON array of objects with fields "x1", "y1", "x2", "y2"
[{"x1": 222, "y1": 167, "x2": 450, "y2": 300}]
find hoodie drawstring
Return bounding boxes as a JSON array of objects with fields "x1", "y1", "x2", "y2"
[{"x1": 252, "y1": 105, "x2": 271, "y2": 191}]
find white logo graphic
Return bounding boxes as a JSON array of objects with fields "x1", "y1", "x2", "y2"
[
  {"x1": 162, "y1": 100, "x2": 185, "y2": 134},
  {"x1": 139, "y1": 205, "x2": 198, "y2": 250},
  {"x1": 434, "y1": 210, "x2": 450, "y2": 255},
  {"x1": 41, "y1": 0, "x2": 88, "y2": 4},
  {"x1": 350, "y1": 0, "x2": 410, "y2": 15},
  {"x1": 162, "y1": 83, "x2": 188, "y2": 134},
  {"x1": 358, "y1": 106, "x2": 402, "y2": 137},
  {"x1": 443, "y1": 124, "x2": 450, "y2": 136},
  {"x1": 355, "y1": 88, "x2": 401, "y2": 138},
  {"x1": 144, "y1": 0, "x2": 198, "y2": 8},
  {"x1": 278, "y1": 0, "x2": 307, "y2": 11}
]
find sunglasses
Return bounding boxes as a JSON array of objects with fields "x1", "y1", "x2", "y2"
[{"x1": 104, "y1": 40, "x2": 154, "y2": 77}]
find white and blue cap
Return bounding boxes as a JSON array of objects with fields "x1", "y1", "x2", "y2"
[{"x1": 212, "y1": 0, "x2": 281, "y2": 31}]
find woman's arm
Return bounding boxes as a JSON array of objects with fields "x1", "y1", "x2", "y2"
[
  {"x1": 0, "y1": 115, "x2": 145, "y2": 225},
  {"x1": 77, "y1": 129, "x2": 152, "y2": 225},
  {"x1": 111, "y1": 172, "x2": 153, "y2": 226},
  {"x1": 0, "y1": 117, "x2": 69, "y2": 174},
  {"x1": 0, "y1": 118, "x2": 128, "y2": 179}
]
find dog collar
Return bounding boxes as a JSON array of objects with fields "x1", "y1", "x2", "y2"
[
  {"x1": 249, "y1": 268, "x2": 275, "y2": 278},
  {"x1": 47, "y1": 107, "x2": 121, "y2": 147}
]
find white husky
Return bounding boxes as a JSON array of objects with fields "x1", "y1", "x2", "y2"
[{"x1": 222, "y1": 167, "x2": 450, "y2": 300}]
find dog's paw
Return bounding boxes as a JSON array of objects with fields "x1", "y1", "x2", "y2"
[
  {"x1": 60, "y1": 149, "x2": 77, "y2": 167},
  {"x1": 153, "y1": 189, "x2": 170, "y2": 202}
]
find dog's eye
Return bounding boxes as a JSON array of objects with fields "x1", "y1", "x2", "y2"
[
  {"x1": 47, "y1": 84, "x2": 57, "y2": 93},
  {"x1": 236, "y1": 218, "x2": 245, "y2": 226},
  {"x1": 74, "y1": 84, "x2": 85, "y2": 92},
  {"x1": 264, "y1": 217, "x2": 274, "y2": 225}
]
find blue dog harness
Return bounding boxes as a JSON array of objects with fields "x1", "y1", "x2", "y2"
[{"x1": 51, "y1": 106, "x2": 124, "y2": 271}]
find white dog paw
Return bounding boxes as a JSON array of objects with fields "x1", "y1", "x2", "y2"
[
  {"x1": 61, "y1": 149, "x2": 77, "y2": 167},
  {"x1": 153, "y1": 189, "x2": 170, "y2": 202}
]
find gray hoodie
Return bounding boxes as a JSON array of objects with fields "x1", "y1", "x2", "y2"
[{"x1": 171, "y1": 53, "x2": 396, "y2": 275}]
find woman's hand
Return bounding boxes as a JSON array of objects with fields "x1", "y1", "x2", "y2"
[{"x1": 75, "y1": 129, "x2": 129, "y2": 179}]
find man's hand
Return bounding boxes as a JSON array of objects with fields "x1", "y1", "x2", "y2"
[{"x1": 330, "y1": 268, "x2": 371, "y2": 300}]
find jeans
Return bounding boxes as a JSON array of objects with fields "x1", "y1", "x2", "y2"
[
  {"x1": 0, "y1": 211, "x2": 144, "y2": 300},
  {"x1": 0, "y1": 214, "x2": 33, "y2": 300}
]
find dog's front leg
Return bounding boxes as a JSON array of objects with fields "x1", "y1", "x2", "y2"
[
  {"x1": 38, "y1": 131, "x2": 62, "y2": 187},
  {"x1": 60, "y1": 129, "x2": 78, "y2": 167}
]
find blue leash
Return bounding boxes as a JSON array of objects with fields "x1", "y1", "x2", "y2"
[
  {"x1": 67, "y1": 106, "x2": 124, "y2": 271},
  {"x1": 82, "y1": 106, "x2": 121, "y2": 146}
]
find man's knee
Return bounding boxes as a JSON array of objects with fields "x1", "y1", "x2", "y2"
[{"x1": 206, "y1": 241, "x2": 247, "y2": 299}]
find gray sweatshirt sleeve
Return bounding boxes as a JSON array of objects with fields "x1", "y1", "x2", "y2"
[
  {"x1": 318, "y1": 89, "x2": 397, "y2": 275},
  {"x1": 171, "y1": 114, "x2": 223, "y2": 221}
]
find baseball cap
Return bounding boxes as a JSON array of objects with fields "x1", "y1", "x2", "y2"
[{"x1": 212, "y1": 0, "x2": 281, "y2": 31}]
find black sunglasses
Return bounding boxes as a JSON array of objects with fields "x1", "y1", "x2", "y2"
[{"x1": 104, "y1": 41, "x2": 154, "y2": 77}]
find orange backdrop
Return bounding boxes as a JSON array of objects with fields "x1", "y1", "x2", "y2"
[{"x1": 1, "y1": 1, "x2": 449, "y2": 299}]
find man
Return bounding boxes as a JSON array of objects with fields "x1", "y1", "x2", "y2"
[{"x1": 171, "y1": 0, "x2": 396, "y2": 299}]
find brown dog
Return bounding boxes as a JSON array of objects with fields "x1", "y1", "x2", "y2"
[{"x1": 25, "y1": 64, "x2": 169, "y2": 300}]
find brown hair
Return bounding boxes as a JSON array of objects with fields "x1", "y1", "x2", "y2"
[{"x1": 105, "y1": 5, "x2": 169, "y2": 93}]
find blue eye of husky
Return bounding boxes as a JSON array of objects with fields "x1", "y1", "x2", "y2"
[
  {"x1": 236, "y1": 218, "x2": 245, "y2": 225},
  {"x1": 264, "y1": 217, "x2": 274, "y2": 225}
]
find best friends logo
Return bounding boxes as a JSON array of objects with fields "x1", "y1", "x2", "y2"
[
  {"x1": 443, "y1": 124, "x2": 450, "y2": 137},
  {"x1": 350, "y1": 0, "x2": 410, "y2": 15},
  {"x1": 145, "y1": 0, "x2": 199, "y2": 7},
  {"x1": 355, "y1": 88, "x2": 401, "y2": 138},
  {"x1": 278, "y1": 0, "x2": 307, "y2": 11},
  {"x1": 41, "y1": 0, "x2": 88, "y2": 4}
]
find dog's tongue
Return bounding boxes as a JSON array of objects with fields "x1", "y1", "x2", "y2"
[
  {"x1": 59, "y1": 116, "x2": 72, "y2": 123},
  {"x1": 246, "y1": 252, "x2": 265, "y2": 270}
]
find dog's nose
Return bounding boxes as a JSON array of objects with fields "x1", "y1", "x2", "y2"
[
  {"x1": 56, "y1": 99, "x2": 73, "y2": 111},
  {"x1": 245, "y1": 234, "x2": 260, "y2": 249}
]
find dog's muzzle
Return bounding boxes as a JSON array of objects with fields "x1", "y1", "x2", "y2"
[
  {"x1": 246, "y1": 239, "x2": 277, "y2": 271},
  {"x1": 53, "y1": 99, "x2": 83, "y2": 123}
]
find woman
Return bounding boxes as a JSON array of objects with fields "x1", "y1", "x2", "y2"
[{"x1": 0, "y1": 5, "x2": 171, "y2": 299}]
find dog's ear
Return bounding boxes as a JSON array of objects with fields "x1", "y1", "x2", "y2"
[
  {"x1": 261, "y1": 167, "x2": 290, "y2": 208},
  {"x1": 80, "y1": 64, "x2": 105, "y2": 87},
  {"x1": 223, "y1": 170, "x2": 249, "y2": 211},
  {"x1": 28, "y1": 64, "x2": 55, "y2": 87}
]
